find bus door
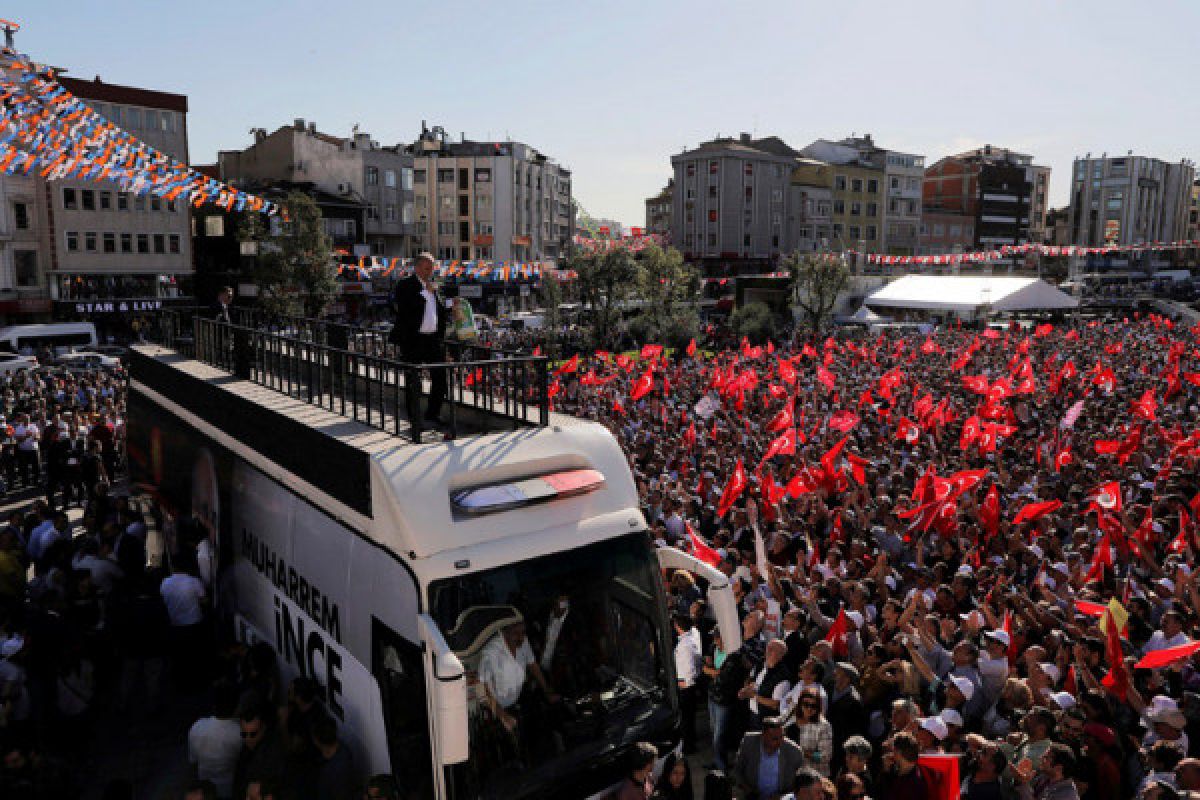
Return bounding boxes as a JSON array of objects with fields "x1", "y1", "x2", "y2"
[{"x1": 656, "y1": 547, "x2": 743, "y2": 652}]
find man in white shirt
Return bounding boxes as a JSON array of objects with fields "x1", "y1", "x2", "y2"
[
  {"x1": 188, "y1": 684, "x2": 242, "y2": 799},
  {"x1": 477, "y1": 620, "x2": 558, "y2": 741},
  {"x1": 12, "y1": 413, "x2": 39, "y2": 488},
  {"x1": 161, "y1": 562, "x2": 208, "y2": 690},
  {"x1": 1144, "y1": 610, "x2": 1189, "y2": 655},
  {"x1": 674, "y1": 613, "x2": 703, "y2": 753}
]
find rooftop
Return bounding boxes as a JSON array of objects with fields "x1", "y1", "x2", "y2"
[{"x1": 59, "y1": 75, "x2": 188, "y2": 113}]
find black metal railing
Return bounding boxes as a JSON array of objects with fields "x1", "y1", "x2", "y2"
[{"x1": 152, "y1": 309, "x2": 549, "y2": 442}]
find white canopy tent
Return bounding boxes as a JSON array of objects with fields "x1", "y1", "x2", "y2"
[
  {"x1": 864, "y1": 275, "x2": 1079, "y2": 315},
  {"x1": 842, "y1": 305, "x2": 889, "y2": 324}
]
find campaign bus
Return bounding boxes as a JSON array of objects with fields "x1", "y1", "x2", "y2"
[{"x1": 126, "y1": 323, "x2": 740, "y2": 799}]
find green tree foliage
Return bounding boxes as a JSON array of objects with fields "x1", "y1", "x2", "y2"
[
  {"x1": 538, "y1": 273, "x2": 564, "y2": 356},
  {"x1": 570, "y1": 247, "x2": 639, "y2": 349},
  {"x1": 239, "y1": 191, "x2": 337, "y2": 318},
  {"x1": 786, "y1": 251, "x2": 851, "y2": 334},
  {"x1": 633, "y1": 244, "x2": 701, "y2": 350},
  {"x1": 730, "y1": 301, "x2": 776, "y2": 344}
]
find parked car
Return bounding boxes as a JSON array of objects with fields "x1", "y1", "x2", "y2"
[{"x1": 56, "y1": 350, "x2": 122, "y2": 369}]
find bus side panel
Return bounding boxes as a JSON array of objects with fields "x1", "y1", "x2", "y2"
[{"x1": 128, "y1": 388, "x2": 394, "y2": 776}]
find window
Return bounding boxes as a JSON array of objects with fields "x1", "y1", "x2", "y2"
[
  {"x1": 437, "y1": 222, "x2": 455, "y2": 235},
  {"x1": 850, "y1": 202, "x2": 862, "y2": 216},
  {"x1": 933, "y1": 224, "x2": 945, "y2": 236},
  {"x1": 867, "y1": 179, "x2": 878, "y2": 194},
  {"x1": 13, "y1": 202, "x2": 28, "y2": 229},
  {"x1": 367, "y1": 204, "x2": 379, "y2": 221},
  {"x1": 103, "y1": 233, "x2": 116, "y2": 253},
  {"x1": 835, "y1": 175, "x2": 847, "y2": 191},
  {"x1": 385, "y1": 204, "x2": 397, "y2": 222},
  {"x1": 866, "y1": 226, "x2": 877, "y2": 241},
  {"x1": 109, "y1": 105, "x2": 121, "y2": 126},
  {"x1": 475, "y1": 168, "x2": 491, "y2": 183},
  {"x1": 153, "y1": 234, "x2": 165, "y2": 253},
  {"x1": 367, "y1": 166, "x2": 379, "y2": 185},
  {"x1": 137, "y1": 234, "x2": 149, "y2": 253},
  {"x1": 85, "y1": 232, "x2": 97, "y2": 251},
  {"x1": 120, "y1": 233, "x2": 132, "y2": 253},
  {"x1": 440, "y1": 196, "x2": 454, "y2": 211},
  {"x1": 890, "y1": 177, "x2": 900, "y2": 190},
  {"x1": 851, "y1": 178, "x2": 863, "y2": 193},
  {"x1": 708, "y1": 210, "x2": 718, "y2": 222},
  {"x1": 167, "y1": 200, "x2": 177, "y2": 212},
  {"x1": 686, "y1": 163, "x2": 696, "y2": 178},
  {"x1": 402, "y1": 203, "x2": 414, "y2": 224},
  {"x1": 63, "y1": 188, "x2": 78, "y2": 210},
  {"x1": 833, "y1": 223, "x2": 843, "y2": 237},
  {"x1": 66, "y1": 232, "x2": 79, "y2": 252},
  {"x1": 833, "y1": 200, "x2": 845, "y2": 215},
  {"x1": 99, "y1": 191, "x2": 112, "y2": 210},
  {"x1": 707, "y1": 233, "x2": 717, "y2": 246},
  {"x1": 458, "y1": 195, "x2": 469, "y2": 216},
  {"x1": 476, "y1": 195, "x2": 491, "y2": 212},
  {"x1": 117, "y1": 192, "x2": 129, "y2": 211},
  {"x1": 849, "y1": 226, "x2": 861, "y2": 240},
  {"x1": 474, "y1": 221, "x2": 493, "y2": 235},
  {"x1": 906, "y1": 178, "x2": 920, "y2": 191},
  {"x1": 13, "y1": 251, "x2": 37, "y2": 288},
  {"x1": 708, "y1": 185, "x2": 718, "y2": 198},
  {"x1": 134, "y1": 196, "x2": 146, "y2": 212},
  {"x1": 771, "y1": 189, "x2": 783, "y2": 203},
  {"x1": 949, "y1": 224, "x2": 962, "y2": 236},
  {"x1": 126, "y1": 108, "x2": 141, "y2": 129},
  {"x1": 204, "y1": 216, "x2": 225, "y2": 237},
  {"x1": 437, "y1": 168, "x2": 455, "y2": 183},
  {"x1": 373, "y1": 620, "x2": 433, "y2": 799},
  {"x1": 744, "y1": 163, "x2": 754, "y2": 176},
  {"x1": 169, "y1": 234, "x2": 180, "y2": 254},
  {"x1": 686, "y1": 187, "x2": 696, "y2": 200},
  {"x1": 772, "y1": 235, "x2": 779, "y2": 248},
  {"x1": 151, "y1": 196, "x2": 161, "y2": 212},
  {"x1": 709, "y1": 160, "x2": 719, "y2": 175},
  {"x1": 81, "y1": 190, "x2": 95, "y2": 211},
  {"x1": 866, "y1": 202, "x2": 878, "y2": 217},
  {"x1": 384, "y1": 169, "x2": 396, "y2": 188},
  {"x1": 414, "y1": 169, "x2": 427, "y2": 184}
]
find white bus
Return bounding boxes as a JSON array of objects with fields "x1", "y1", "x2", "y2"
[
  {"x1": 0, "y1": 322, "x2": 98, "y2": 354},
  {"x1": 127, "y1": 340, "x2": 740, "y2": 799}
]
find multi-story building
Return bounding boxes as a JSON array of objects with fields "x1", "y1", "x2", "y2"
[
  {"x1": 1044, "y1": 207, "x2": 1073, "y2": 247},
  {"x1": 670, "y1": 133, "x2": 804, "y2": 270},
  {"x1": 787, "y1": 160, "x2": 833, "y2": 254},
  {"x1": 645, "y1": 180, "x2": 672, "y2": 239},
  {"x1": 1186, "y1": 178, "x2": 1200, "y2": 242},
  {"x1": 0, "y1": 172, "x2": 52, "y2": 321},
  {"x1": 407, "y1": 124, "x2": 573, "y2": 263},
  {"x1": 45, "y1": 76, "x2": 194, "y2": 329},
  {"x1": 218, "y1": 119, "x2": 416, "y2": 258},
  {"x1": 801, "y1": 135, "x2": 924, "y2": 256},
  {"x1": 1068, "y1": 154, "x2": 1194, "y2": 250},
  {"x1": 921, "y1": 145, "x2": 1051, "y2": 257}
]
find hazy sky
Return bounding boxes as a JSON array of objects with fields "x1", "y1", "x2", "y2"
[{"x1": 19, "y1": 1, "x2": 1200, "y2": 227}]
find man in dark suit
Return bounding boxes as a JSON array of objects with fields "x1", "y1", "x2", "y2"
[
  {"x1": 389, "y1": 253, "x2": 448, "y2": 427},
  {"x1": 214, "y1": 286, "x2": 233, "y2": 322},
  {"x1": 826, "y1": 662, "x2": 868, "y2": 775},
  {"x1": 732, "y1": 717, "x2": 806, "y2": 799}
]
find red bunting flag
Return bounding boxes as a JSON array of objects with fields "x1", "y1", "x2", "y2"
[
  {"x1": 1012, "y1": 499, "x2": 1062, "y2": 525},
  {"x1": 1134, "y1": 640, "x2": 1200, "y2": 670}
]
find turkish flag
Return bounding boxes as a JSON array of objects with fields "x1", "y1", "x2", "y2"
[
  {"x1": 824, "y1": 607, "x2": 851, "y2": 658},
  {"x1": 980, "y1": 484, "x2": 1001, "y2": 538},
  {"x1": 767, "y1": 397, "x2": 795, "y2": 433},
  {"x1": 1088, "y1": 481, "x2": 1123, "y2": 513},
  {"x1": 820, "y1": 437, "x2": 848, "y2": 476},
  {"x1": 829, "y1": 410, "x2": 860, "y2": 433},
  {"x1": 917, "y1": 754, "x2": 960, "y2": 800},
  {"x1": 686, "y1": 523, "x2": 722, "y2": 567},
  {"x1": 778, "y1": 359, "x2": 797, "y2": 385},
  {"x1": 764, "y1": 428, "x2": 797, "y2": 460},
  {"x1": 686, "y1": 338, "x2": 698, "y2": 357},
  {"x1": 1100, "y1": 609, "x2": 1130, "y2": 701},
  {"x1": 1132, "y1": 389, "x2": 1158, "y2": 421},
  {"x1": 962, "y1": 375, "x2": 990, "y2": 394},
  {"x1": 816, "y1": 366, "x2": 836, "y2": 391},
  {"x1": 683, "y1": 422, "x2": 697, "y2": 450},
  {"x1": 1084, "y1": 534, "x2": 1113, "y2": 582},
  {"x1": 1034, "y1": 323, "x2": 1054, "y2": 337},
  {"x1": 1135, "y1": 640, "x2": 1200, "y2": 670},
  {"x1": 555, "y1": 353, "x2": 579, "y2": 375},
  {"x1": 1013, "y1": 499, "x2": 1062, "y2": 525},
  {"x1": 716, "y1": 460, "x2": 747, "y2": 518},
  {"x1": 896, "y1": 417, "x2": 921, "y2": 444},
  {"x1": 640, "y1": 344, "x2": 663, "y2": 360}
]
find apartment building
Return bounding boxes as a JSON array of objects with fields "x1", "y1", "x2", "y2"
[
  {"x1": 42, "y1": 76, "x2": 193, "y2": 326},
  {"x1": 921, "y1": 145, "x2": 1051, "y2": 255},
  {"x1": 645, "y1": 180, "x2": 673, "y2": 238},
  {"x1": 407, "y1": 124, "x2": 573, "y2": 263},
  {"x1": 218, "y1": 119, "x2": 416, "y2": 258},
  {"x1": 1186, "y1": 178, "x2": 1200, "y2": 242},
  {"x1": 1068, "y1": 154, "x2": 1194, "y2": 251},
  {"x1": 787, "y1": 160, "x2": 833, "y2": 254},
  {"x1": 670, "y1": 134, "x2": 806, "y2": 269},
  {"x1": 801, "y1": 135, "x2": 924, "y2": 256},
  {"x1": 0, "y1": 172, "x2": 51, "y2": 319}
]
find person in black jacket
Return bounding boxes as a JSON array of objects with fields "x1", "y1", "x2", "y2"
[{"x1": 388, "y1": 253, "x2": 448, "y2": 428}]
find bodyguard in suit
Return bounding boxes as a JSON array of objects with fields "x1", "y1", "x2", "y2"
[
  {"x1": 389, "y1": 252, "x2": 448, "y2": 427},
  {"x1": 733, "y1": 717, "x2": 806, "y2": 800}
]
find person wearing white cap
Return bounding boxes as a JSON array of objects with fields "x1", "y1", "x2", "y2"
[
  {"x1": 1144, "y1": 695, "x2": 1190, "y2": 754},
  {"x1": 915, "y1": 715, "x2": 947, "y2": 753},
  {"x1": 978, "y1": 629, "x2": 1011, "y2": 703}
]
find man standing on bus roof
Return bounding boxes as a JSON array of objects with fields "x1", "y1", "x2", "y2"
[
  {"x1": 389, "y1": 253, "x2": 449, "y2": 429},
  {"x1": 214, "y1": 286, "x2": 233, "y2": 323}
]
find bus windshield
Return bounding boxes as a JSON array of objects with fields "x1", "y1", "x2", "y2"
[{"x1": 428, "y1": 533, "x2": 676, "y2": 800}]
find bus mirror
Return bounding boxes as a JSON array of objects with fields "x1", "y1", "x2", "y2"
[
  {"x1": 656, "y1": 547, "x2": 743, "y2": 653},
  {"x1": 417, "y1": 614, "x2": 470, "y2": 765}
]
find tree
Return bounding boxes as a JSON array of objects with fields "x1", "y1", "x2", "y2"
[
  {"x1": 786, "y1": 252, "x2": 850, "y2": 334},
  {"x1": 571, "y1": 247, "x2": 639, "y2": 349},
  {"x1": 538, "y1": 273, "x2": 564, "y2": 357},
  {"x1": 239, "y1": 191, "x2": 338, "y2": 318},
  {"x1": 633, "y1": 244, "x2": 701, "y2": 349},
  {"x1": 730, "y1": 301, "x2": 776, "y2": 344}
]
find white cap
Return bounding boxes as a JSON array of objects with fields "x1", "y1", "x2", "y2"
[
  {"x1": 885, "y1": 575, "x2": 897, "y2": 590},
  {"x1": 1051, "y1": 562, "x2": 1070, "y2": 575},
  {"x1": 1051, "y1": 691, "x2": 1077, "y2": 710},
  {"x1": 845, "y1": 610, "x2": 864, "y2": 629},
  {"x1": 956, "y1": 564, "x2": 975, "y2": 577},
  {"x1": 1029, "y1": 544, "x2": 1044, "y2": 559},
  {"x1": 940, "y1": 708, "x2": 964, "y2": 728},
  {"x1": 1157, "y1": 578, "x2": 1176, "y2": 593},
  {"x1": 947, "y1": 674, "x2": 976, "y2": 701},
  {"x1": 1038, "y1": 663, "x2": 1060, "y2": 684},
  {"x1": 984, "y1": 629, "x2": 1011, "y2": 647},
  {"x1": 918, "y1": 716, "x2": 949, "y2": 740}
]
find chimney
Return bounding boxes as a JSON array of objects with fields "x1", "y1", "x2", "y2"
[
  {"x1": 294, "y1": 118, "x2": 305, "y2": 132},
  {"x1": 740, "y1": 132, "x2": 751, "y2": 144},
  {"x1": 308, "y1": 122, "x2": 317, "y2": 135}
]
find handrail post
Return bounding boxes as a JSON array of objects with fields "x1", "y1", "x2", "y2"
[{"x1": 538, "y1": 357, "x2": 549, "y2": 426}]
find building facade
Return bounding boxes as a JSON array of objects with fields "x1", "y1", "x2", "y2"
[
  {"x1": 787, "y1": 160, "x2": 833, "y2": 255},
  {"x1": 407, "y1": 124, "x2": 573, "y2": 263},
  {"x1": 921, "y1": 146, "x2": 1051, "y2": 256},
  {"x1": 218, "y1": 119, "x2": 416, "y2": 258},
  {"x1": 645, "y1": 180, "x2": 672, "y2": 239},
  {"x1": 1068, "y1": 154, "x2": 1194, "y2": 249},
  {"x1": 801, "y1": 135, "x2": 924, "y2": 256},
  {"x1": 0, "y1": 172, "x2": 52, "y2": 320},
  {"x1": 42, "y1": 77, "x2": 194, "y2": 328},
  {"x1": 1186, "y1": 179, "x2": 1200, "y2": 242}
]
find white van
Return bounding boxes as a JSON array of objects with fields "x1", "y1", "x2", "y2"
[{"x1": 0, "y1": 322, "x2": 98, "y2": 355}]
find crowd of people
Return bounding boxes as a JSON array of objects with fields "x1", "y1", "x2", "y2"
[{"x1": 544, "y1": 312, "x2": 1200, "y2": 800}]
